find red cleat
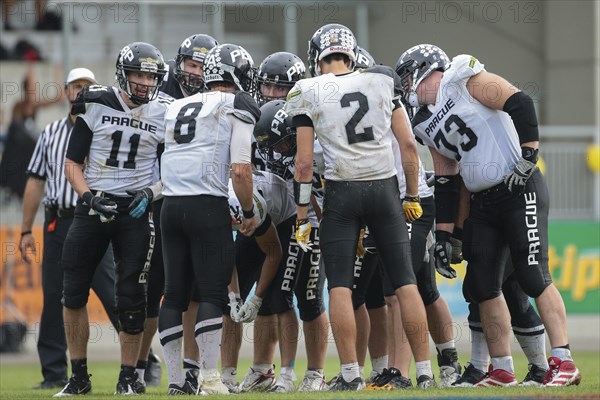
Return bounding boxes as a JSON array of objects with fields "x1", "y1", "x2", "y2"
[
  {"x1": 474, "y1": 366, "x2": 517, "y2": 387},
  {"x1": 543, "y1": 357, "x2": 582, "y2": 386}
]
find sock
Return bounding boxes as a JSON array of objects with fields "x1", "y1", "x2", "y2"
[
  {"x1": 280, "y1": 366, "x2": 295, "y2": 378},
  {"x1": 415, "y1": 360, "x2": 433, "y2": 379},
  {"x1": 159, "y1": 323, "x2": 184, "y2": 386},
  {"x1": 120, "y1": 365, "x2": 136, "y2": 380},
  {"x1": 183, "y1": 358, "x2": 200, "y2": 376},
  {"x1": 436, "y1": 340, "x2": 455, "y2": 353},
  {"x1": 470, "y1": 330, "x2": 490, "y2": 372},
  {"x1": 222, "y1": 367, "x2": 237, "y2": 384},
  {"x1": 307, "y1": 368, "x2": 324, "y2": 377},
  {"x1": 551, "y1": 346, "x2": 572, "y2": 361},
  {"x1": 71, "y1": 358, "x2": 88, "y2": 377},
  {"x1": 515, "y1": 333, "x2": 549, "y2": 369},
  {"x1": 491, "y1": 356, "x2": 514, "y2": 374},
  {"x1": 341, "y1": 362, "x2": 360, "y2": 382},
  {"x1": 136, "y1": 360, "x2": 147, "y2": 383},
  {"x1": 371, "y1": 355, "x2": 388, "y2": 375},
  {"x1": 359, "y1": 365, "x2": 364, "y2": 378},
  {"x1": 253, "y1": 364, "x2": 272, "y2": 373},
  {"x1": 196, "y1": 317, "x2": 223, "y2": 371}
]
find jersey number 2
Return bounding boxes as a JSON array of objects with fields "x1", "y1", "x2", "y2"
[{"x1": 340, "y1": 92, "x2": 374, "y2": 144}]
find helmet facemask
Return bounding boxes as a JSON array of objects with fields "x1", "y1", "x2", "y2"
[
  {"x1": 174, "y1": 55, "x2": 205, "y2": 96},
  {"x1": 117, "y1": 66, "x2": 165, "y2": 105}
]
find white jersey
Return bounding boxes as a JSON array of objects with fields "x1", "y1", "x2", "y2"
[
  {"x1": 391, "y1": 137, "x2": 433, "y2": 198},
  {"x1": 75, "y1": 85, "x2": 169, "y2": 196},
  {"x1": 411, "y1": 54, "x2": 521, "y2": 192},
  {"x1": 161, "y1": 90, "x2": 259, "y2": 197},
  {"x1": 285, "y1": 66, "x2": 403, "y2": 181},
  {"x1": 228, "y1": 171, "x2": 295, "y2": 229}
]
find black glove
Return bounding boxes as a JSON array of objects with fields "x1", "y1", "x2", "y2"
[
  {"x1": 450, "y1": 227, "x2": 464, "y2": 264},
  {"x1": 434, "y1": 230, "x2": 457, "y2": 279},
  {"x1": 504, "y1": 147, "x2": 538, "y2": 194},
  {"x1": 126, "y1": 188, "x2": 153, "y2": 218},
  {"x1": 82, "y1": 191, "x2": 119, "y2": 217}
]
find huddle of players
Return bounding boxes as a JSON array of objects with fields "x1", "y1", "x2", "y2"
[{"x1": 54, "y1": 22, "x2": 580, "y2": 396}]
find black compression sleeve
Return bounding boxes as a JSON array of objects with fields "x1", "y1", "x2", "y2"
[
  {"x1": 503, "y1": 91, "x2": 539, "y2": 144},
  {"x1": 66, "y1": 117, "x2": 93, "y2": 164},
  {"x1": 434, "y1": 174, "x2": 460, "y2": 224},
  {"x1": 291, "y1": 114, "x2": 314, "y2": 128}
]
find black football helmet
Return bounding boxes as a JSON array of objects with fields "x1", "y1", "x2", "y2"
[
  {"x1": 174, "y1": 34, "x2": 219, "y2": 95},
  {"x1": 308, "y1": 23, "x2": 357, "y2": 77},
  {"x1": 395, "y1": 44, "x2": 449, "y2": 107},
  {"x1": 203, "y1": 44, "x2": 256, "y2": 94},
  {"x1": 354, "y1": 47, "x2": 376, "y2": 69},
  {"x1": 253, "y1": 100, "x2": 296, "y2": 180},
  {"x1": 115, "y1": 42, "x2": 166, "y2": 105},
  {"x1": 256, "y1": 52, "x2": 305, "y2": 106}
]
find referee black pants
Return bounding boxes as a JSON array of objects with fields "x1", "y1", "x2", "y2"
[{"x1": 38, "y1": 215, "x2": 118, "y2": 382}]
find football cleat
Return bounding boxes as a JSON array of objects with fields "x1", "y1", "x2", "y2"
[
  {"x1": 298, "y1": 370, "x2": 327, "y2": 392},
  {"x1": 167, "y1": 381, "x2": 196, "y2": 395},
  {"x1": 115, "y1": 372, "x2": 141, "y2": 395},
  {"x1": 543, "y1": 357, "x2": 582, "y2": 386},
  {"x1": 364, "y1": 368, "x2": 412, "y2": 390},
  {"x1": 238, "y1": 367, "x2": 275, "y2": 392},
  {"x1": 520, "y1": 364, "x2": 548, "y2": 386},
  {"x1": 53, "y1": 375, "x2": 92, "y2": 397},
  {"x1": 451, "y1": 363, "x2": 485, "y2": 387},
  {"x1": 326, "y1": 372, "x2": 341, "y2": 388},
  {"x1": 269, "y1": 373, "x2": 296, "y2": 393},
  {"x1": 437, "y1": 348, "x2": 462, "y2": 387},
  {"x1": 474, "y1": 366, "x2": 517, "y2": 387},
  {"x1": 33, "y1": 379, "x2": 69, "y2": 390},
  {"x1": 416, "y1": 374, "x2": 437, "y2": 388},
  {"x1": 184, "y1": 369, "x2": 200, "y2": 394},
  {"x1": 328, "y1": 376, "x2": 365, "y2": 391},
  {"x1": 200, "y1": 369, "x2": 230, "y2": 395}
]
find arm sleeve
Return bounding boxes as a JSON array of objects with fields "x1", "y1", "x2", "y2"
[
  {"x1": 291, "y1": 114, "x2": 314, "y2": 128},
  {"x1": 232, "y1": 91, "x2": 261, "y2": 124},
  {"x1": 66, "y1": 117, "x2": 93, "y2": 164},
  {"x1": 228, "y1": 114, "x2": 253, "y2": 164},
  {"x1": 26, "y1": 127, "x2": 48, "y2": 179}
]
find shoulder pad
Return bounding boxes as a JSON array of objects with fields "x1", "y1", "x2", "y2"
[
  {"x1": 364, "y1": 65, "x2": 394, "y2": 78},
  {"x1": 447, "y1": 54, "x2": 485, "y2": 81},
  {"x1": 233, "y1": 91, "x2": 260, "y2": 124},
  {"x1": 71, "y1": 85, "x2": 122, "y2": 115},
  {"x1": 411, "y1": 106, "x2": 433, "y2": 129}
]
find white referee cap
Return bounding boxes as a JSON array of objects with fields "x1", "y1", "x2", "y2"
[{"x1": 66, "y1": 68, "x2": 97, "y2": 85}]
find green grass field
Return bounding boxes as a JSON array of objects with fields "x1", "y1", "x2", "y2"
[{"x1": 1, "y1": 352, "x2": 598, "y2": 399}]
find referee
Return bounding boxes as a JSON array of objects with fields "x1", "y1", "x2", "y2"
[{"x1": 18, "y1": 68, "x2": 118, "y2": 390}]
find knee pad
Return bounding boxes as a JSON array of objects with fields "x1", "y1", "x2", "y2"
[
  {"x1": 62, "y1": 293, "x2": 89, "y2": 310},
  {"x1": 119, "y1": 309, "x2": 146, "y2": 334},
  {"x1": 418, "y1": 284, "x2": 440, "y2": 307}
]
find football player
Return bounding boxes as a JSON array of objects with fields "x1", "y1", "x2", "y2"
[
  {"x1": 135, "y1": 33, "x2": 219, "y2": 393},
  {"x1": 285, "y1": 24, "x2": 434, "y2": 390},
  {"x1": 56, "y1": 42, "x2": 169, "y2": 396},
  {"x1": 397, "y1": 44, "x2": 581, "y2": 387},
  {"x1": 158, "y1": 43, "x2": 259, "y2": 395}
]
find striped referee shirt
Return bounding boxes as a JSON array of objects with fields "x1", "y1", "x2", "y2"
[{"x1": 26, "y1": 116, "x2": 78, "y2": 210}]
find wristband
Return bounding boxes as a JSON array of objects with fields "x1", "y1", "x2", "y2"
[
  {"x1": 297, "y1": 218, "x2": 309, "y2": 225},
  {"x1": 404, "y1": 194, "x2": 420, "y2": 202},
  {"x1": 435, "y1": 230, "x2": 452, "y2": 242},
  {"x1": 452, "y1": 227, "x2": 463, "y2": 241},
  {"x1": 293, "y1": 180, "x2": 312, "y2": 206},
  {"x1": 242, "y1": 208, "x2": 255, "y2": 219},
  {"x1": 82, "y1": 191, "x2": 94, "y2": 205},
  {"x1": 521, "y1": 146, "x2": 539, "y2": 163},
  {"x1": 20, "y1": 230, "x2": 32, "y2": 237}
]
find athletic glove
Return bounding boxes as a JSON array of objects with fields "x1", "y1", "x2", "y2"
[
  {"x1": 237, "y1": 295, "x2": 263, "y2": 323},
  {"x1": 126, "y1": 188, "x2": 153, "y2": 218},
  {"x1": 356, "y1": 228, "x2": 366, "y2": 257},
  {"x1": 82, "y1": 191, "x2": 118, "y2": 222},
  {"x1": 504, "y1": 147, "x2": 538, "y2": 194},
  {"x1": 402, "y1": 195, "x2": 423, "y2": 223},
  {"x1": 295, "y1": 218, "x2": 312, "y2": 252},
  {"x1": 228, "y1": 292, "x2": 243, "y2": 322},
  {"x1": 450, "y1": 227, "x2": 464, "y2": 264},
  {"x1": 434, "y1": 230, "x2": 457, "y2": 279}
]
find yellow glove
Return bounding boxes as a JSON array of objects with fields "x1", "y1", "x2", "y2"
[
  {"x1": 295, "y1": 218, "x2": 312, "y2": 252},
  {"x1": 356, "y1": 228, "x2": 366, "y2": 257},
  {"x1": 402, "y1": 195, "x2": 423, "y2": 222}
]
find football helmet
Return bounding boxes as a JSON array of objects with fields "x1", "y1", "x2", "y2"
[
  {"x1": 174, "y1": 34, "x2": 219, "y2": 95},
  {"x1": 355, "y1": 47, "x2": 376, "y2": 69},
  {"x1": 115, "y1": 42, "x2": 166, "y2": 105},
  {"x1": 395, "y1": 44, "x2": 449, "y2": 107},
  {"x1": 308, "y1": 23, "x2": 357, "y2": 77},
  {"x1": 203, "y1": 44, "x2": 256, "y2": 94},
  {"x1": 253, "y1": 100, "x2": 296, "y2": 180},
  {"x1": 256, "y1": 51, "x2": 305, "y2": 106}
]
